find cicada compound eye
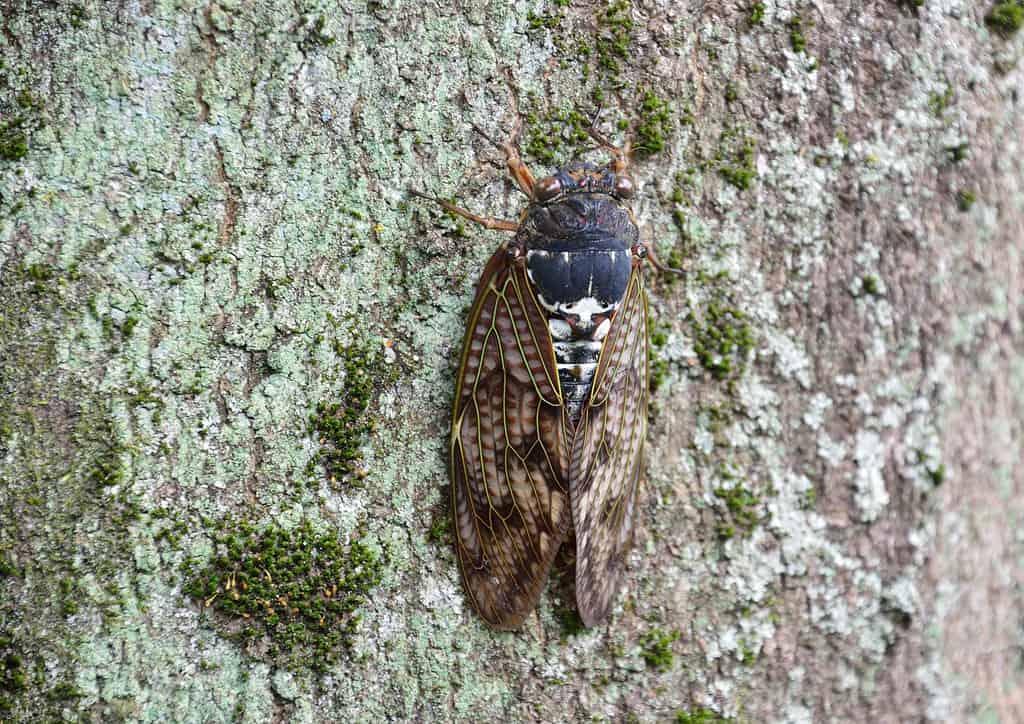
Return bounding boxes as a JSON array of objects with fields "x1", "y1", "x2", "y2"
[
  {"x1": 613, "y1": 175, "x2": 635, "y2": 199},
  {"x1": 534, "y1": 176, "x2": 563, "y2": 203}
]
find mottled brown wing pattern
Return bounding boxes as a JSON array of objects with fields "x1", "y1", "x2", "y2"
[
  {"x1": 569, "y1": 266, "x2": 648, "y2": 626},
  {"x1": 451, "y1": 248, "x2": 572, "y2": 629}
]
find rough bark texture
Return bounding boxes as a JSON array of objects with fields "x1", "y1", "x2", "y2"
[{"x1": 1, "y1": 0, "x2": 1022, "y2": 721}]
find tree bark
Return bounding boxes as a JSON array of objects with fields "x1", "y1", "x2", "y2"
[{"x1": 1, "y1": 0, "x2": 1022, "y2": 721}]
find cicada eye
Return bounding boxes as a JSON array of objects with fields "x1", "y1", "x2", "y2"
[
  {"x1": 613, "y1": 175, "x2": 635, "y2": 199},
  {"x1": 534, "y1": 176, "x2": 563, "y2": 202}
]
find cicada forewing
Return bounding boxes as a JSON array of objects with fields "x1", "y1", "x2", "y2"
[
  {"x1": 450, "y1": 247, "x2": 573, "y2": 629},
  {"x1": 569, "y1": 265, "x2": 649, "y2": 626}
]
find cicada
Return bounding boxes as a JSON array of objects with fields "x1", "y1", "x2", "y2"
[{"x1": 413, "y1": 126, "x2": 677, "y2": 629}]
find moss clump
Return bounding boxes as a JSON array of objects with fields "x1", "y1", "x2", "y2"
[
  {"x1": 691, "y1": 301, "x2": 754, "y2": 381},
  {"x1": 948, "y1": 142, "x2": 969, "y2": 163},
  {"x1": 0, "y1": 116, "x2": 28, "y2": 161},
  {"x1": 1, "y1": 636, "x2": 28, "y2": 715},
  {"x1": 928, "y1": 85, "x2": 954, "y2": 117},
  {"x1": 185, "y1": 518, "x2": 384, "y2": 673},
  {"x1": 749, "y1": 2, "x2": 765, "y2": 25},
  {"x1": 595, "y1": 0, "x2": 634, "y2": 75},
  {"x1": 426, "y1": 515, "x2": 450, "y2": 543},
  {"x1": 789, "y1": 15, "x2": 807, "y2": 53},
  {"x1": 861, "y1": 274, "x2": 881, "y2": 297},
  {"x1": 524, "y1": 107, "x2": 592, "y2": 167},
  {"x1": 640, "y1": 628, "x2": 679, "y2": 672},
  {"x1": 46, "y1": 682, "x2": 83, "y2": 701},
  {"x1": 956, "y1": 189, "x2": 976, "y2": 211},
  {"x1": 716, "y1": 136, "x2": 757, "y2": 191},
  {"x1": 928, "y1": 463, "x2": 946, "y2": 486},
  {"x1": 553, "y1": 600, "x2": 586, "y2": 639},
  {"x1": 634, "y1": 89, "x2": 671, "y2": 157},
  {"x1": 527, "y1": 8, "x2": 563, "y2": 30},
  {"x1": 987, "y1": 2, "x2": 1024, "y2": 36},
  {"x1": 301, "y1": 15, "x2": 336, "y2": 49},
  {"x1": 58, "y1": 577, "x2": 80, "y2": 616},
  {"x1": 713, "y1": 469, "x2": 764, "y2": 540},
  {"x1": 91, "y1": 440, "x2": 126, "y2": 488},
  {"x1": 309, "y1": 341, "x2": 381, "y2": 484},
  {"x1": 676, "y1": 708, "x2": 733, "y2": 724},
  {"x1": 648, "y1": 322, "x2": 671, "y2": 393}
]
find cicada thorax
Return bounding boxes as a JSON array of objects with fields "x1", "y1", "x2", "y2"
[{"x1": 516, "y1": 193, "x2": 640, "y2": 426}]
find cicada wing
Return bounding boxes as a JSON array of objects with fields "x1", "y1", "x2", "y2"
[
  {"x1": 570, "y1": 266, "x2": 648, "y2": 627},
  {"x1": 450, "y1": 248, "x2": 572, "y2": 629}
]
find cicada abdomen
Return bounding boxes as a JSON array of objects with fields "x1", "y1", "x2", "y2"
[{"x1": 413, "y1": 126, "x2": 675, "y2": 629}]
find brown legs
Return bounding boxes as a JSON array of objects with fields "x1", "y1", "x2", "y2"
[
  {"x1": 470, "y1": 123, "x2": 535, "y2": 198},
  {"x1": 409, "y1": 117, "x2": 537, "y2": 233},
  {"x1": 644, "y1": 242, "x2": 687, "y2": 277},
  {"x1": 407, "y1": 190, "x2": 519, "y2": 232}
]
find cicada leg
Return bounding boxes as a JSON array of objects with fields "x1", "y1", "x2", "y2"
[
  {"x1": 471, "y1": 123, "x2": 535, "y2": 198},
  {"x1": 633, "y1": 242, "x2": 687, "y2": 278},
  {"x1": 408, "y1": 190, "x2": 519, "y2": 232}
]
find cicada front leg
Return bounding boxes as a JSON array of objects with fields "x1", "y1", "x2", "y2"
[{"x1": 407, "y1": 190, "x2": 519, "y2": 232}]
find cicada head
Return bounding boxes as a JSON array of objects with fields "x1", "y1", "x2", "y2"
[{"x1": 532, "y1": 160, "x2": 635, "y2": 206}]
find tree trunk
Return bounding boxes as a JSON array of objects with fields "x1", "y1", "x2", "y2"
[{"x1": 1, "y1": 1, "x2": 1021, "y2": 721}]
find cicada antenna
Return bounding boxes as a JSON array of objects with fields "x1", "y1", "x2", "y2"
[{"x1": 585, "y1": 125, "x2": 631, "y2": 174}]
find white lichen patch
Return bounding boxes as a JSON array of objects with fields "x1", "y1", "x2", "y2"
[
  {"x1": 854, "y1": 431, "x2": 890, "y2": 523},
  {"x1": 765, "y1": 329, "x2": 812, "y2": 387},
  {"x1": 817, "y1": 432, "x2": 848, "y2": 467},
  {"x1": 803, "y1": 392, "x2": 833, "y2": 430}
]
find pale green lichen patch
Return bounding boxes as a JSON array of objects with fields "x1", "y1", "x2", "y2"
[{"x1": 0, "y1": 0, "x2": 1011, "y2": 719}]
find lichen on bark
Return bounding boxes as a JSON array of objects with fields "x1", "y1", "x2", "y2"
[{"x1": 1, "y1": 0, "x2": 1023, "y2": 721}]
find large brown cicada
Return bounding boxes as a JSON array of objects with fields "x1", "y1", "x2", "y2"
[{"x1": 413, "y1": 125, "x2": 677, "y2": 629}]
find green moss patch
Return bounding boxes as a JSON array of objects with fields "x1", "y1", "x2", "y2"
[
  {"x1": 649, "y1": 320, "x2": 671, "y2": 394},
  {"x1": 749, "y1": 3, "x2": 765, "y2": 25},
  {"x1": 0, "y1": 634, "x2": 28, "y2": 716},
  {"x1": 525, "y1": 106, "x2": 593, "y2": 167},
  {"x1": 0, "y1": 116, "x2": 28, "y2": 161},
  {"x1": 789, "y1": 15, "x2": 807, "y2": 53},
  {"x1": 676, "y1": 708, "x2": 733, "y2": 724},
  {"x1": 640, "y1": 628, "x2": 679, "y2": 672},
  {"x1": 956, "y1": 189, "x2": 976, "y2": 211},
  {"x1": 634, "y1": 89, "x2": 672, "y2": 157},
  {"x1": 0, "y1": 87, "x2": 44, "y2": 163},
  {"x1": 860, "y1": 274, "x2": 881, "y2": 297},
  {"x1": 185, "y1": 518, "x2": 384, "y2": 673},
  {"x1": 713, "y1": 466, "x2": 765, "y2": 540},
  {"x1": 520, "y1": 0, "x2": 679, "y2": 168},
  {"x1": 690, "y1": 300, "x2": 754, "y2": 381},
  {"x1": 987, "y1": 2, "x2": 1024, "y2": 36},
  {"x1": 595, "y1": 0, "x2": 635, "y2": 75},
  {"x1": 309, "y1": 340, "x2": 384, "y2": 485},
  {"x1": 717, "y1": 134, "x2": 757, "y2": 191}
]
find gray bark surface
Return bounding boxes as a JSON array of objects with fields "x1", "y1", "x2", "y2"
[{"x1": 1, "y1": 0, "x2": 1022, "y2": 721}]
